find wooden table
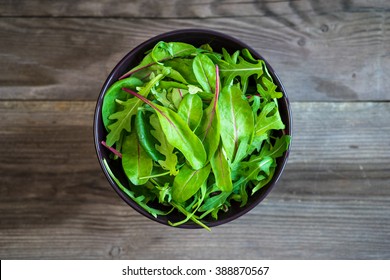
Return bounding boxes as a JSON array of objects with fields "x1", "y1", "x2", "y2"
[{"x1": 1, "y1": 0, "x2": 389, "y2": 259}]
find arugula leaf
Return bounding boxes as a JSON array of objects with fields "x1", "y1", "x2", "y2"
[
  {"x1": 102, "y1": 77, "x2": 143, "y2": 130},
  {"x1": 259, "y1": 134, "x2": 291, "y2": 159},
  {"x1": 239, "y1": 183, "x2": 248, "y2": 207},
  {"x1": 222, "y1": 48, "x2": 240, "y2": 64},
  {"x1": 167, "y1": 88, "x2": 187, "y2": 110},
  {"x1": 247, "y1": 133, "x2": 268, "y2": 156},
  {"x1": 239, "y1": 135, "x2": 290, "y2": 174},
  {"x1": 105, "y1": 74, "x2": 164, "y2": 147},
  {"x1": 155, "y1": 182, "x2": 172, "y2": 204},
  {"x1": 255, "y1": 101, "x2": 285, "y2": 137},
  {"x1": 151, "y1": 87, "x2": 176, "y2": 110},
  {"x1": 149, "y1": 114, "x2": 178, "y2": 176},
  {"x1": 169, "y1": 182, "x2": 208, "y2": 229},
  {"x1": 241, "y1": 48, "x2": 258, "y2": 63},
  {"x1": 169, "y1": 200, "x2": 210, "y2": 231},
  {"x1": 105, "y1": 98, "x2": 139, "y2": 147},
  {"x1": 257, "y1": 61, "x2": 283, "y2": 100},
  {"x1": 238, "y1": 156, "x2": 274, "y2": 182},
  {"x1": 198, "y1": 190, "x2": 230, "y2": 214},
  {"x1": 103, "y1": 159, "x2": 171, "y2": 218},
  {"x1": 218, "y1": 49, "x2": 263, "y2": 93},
  {"x1": 251, "y1": 167, "x2": 276, "y2": 194}
]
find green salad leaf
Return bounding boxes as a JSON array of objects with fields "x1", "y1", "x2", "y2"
[
  {"x1": 177, "y1": 93, "x2": 203, "y2": 131},
  {"x1": 172, "y1": 164, "x2": 211, "y2": 203},
  {"x1": 101, "y1": 41, "x2": 290, "y2": 230},
  {"x1": 218, "y1": 84, "x2": 254, "y2": 162},
  {"x1": 218, "y1": 48, "x2": 263, "y2": 93},
  {"x1": 149, "y1": 114, "x2": 178, "y2": 176},
  {"x1": 105, "y1": 74, "x2": 164, "y2": 147},
  {"x1": 122, "y1": 131, "x2": 153, "y2": 186},
  {"x1": 123, "y1": 88, "x2": 207, "y2": 170}
]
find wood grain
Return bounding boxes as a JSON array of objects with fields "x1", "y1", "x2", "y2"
[
  {"x1": 0, "y1": 4, "x2": 388, "y2": 101},
  {"x1": 1, "y1": 0, "x2": 389, "y2": 18},
  {"x1": 0, "y1": 101, "x2": 389, "y2": 259},
  {"x1": 1, "y1": 0, "x2": 389, "y2": 261}
]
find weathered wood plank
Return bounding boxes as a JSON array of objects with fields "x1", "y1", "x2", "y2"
[
  {"x1": 0, "y1": 9, "x2": 388, "y2": 101},
  {"x1": 0, "y1": 101, "x2": 389, "y2": 259},
  {"x1": 0, "y1": 0, "x2": 388, "y2": 18}
]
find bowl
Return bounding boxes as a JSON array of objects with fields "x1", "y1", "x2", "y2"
[{"x1": 93, "y1": 29, "x2": 292, "y2": 229}]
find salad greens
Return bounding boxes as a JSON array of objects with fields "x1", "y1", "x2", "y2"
[{"x1": 101, "y1": 41, "x2": 290, "y2": 230}]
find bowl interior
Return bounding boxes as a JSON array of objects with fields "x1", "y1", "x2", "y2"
[{"x1": 94, "y1": 29, "x2": 292, "y2": 228}]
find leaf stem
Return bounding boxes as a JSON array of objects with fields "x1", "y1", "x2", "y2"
[
  {"x1": 122, "y1": 87, "x2": 164, "y2": 116},
  {"x1": 119, "y1": 62, "x2": 155, "y2": 80},
  {"x1": 123, "y1": 87, "x2": 177, "y2": 130},
  {"x1": 169, "y1": 201, "x2": 211, "y2": 231},
  {"x1": 139, "y1": 171, "x2": 171, "y2": 180},
  {"x1": 101, "y1": 141, "x2": 122, "y2": 158},
  {"x1": 215, "y1": 64, "x2": 220, "y2": 99}
]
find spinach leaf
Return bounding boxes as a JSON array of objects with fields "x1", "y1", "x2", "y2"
[
  {"x1": 210, "y1": 144, "x2": 233, "y2": 192},
  {"x1": 151, "y1": 41, "x2": 197, "y2": 64},
  {"x1": 164, "y1": 58, "x2": 199, "y2": 85},
  {"x1": 218, "y1": 84, "x2": 254, "y2": 162},
  {"x1": 171, "y1": 164, "x2": 211, "y2": 203},
  {"x1": 122, "y1": 131, "x2": 153, "y2": 185},
  {"x1": 177, "y1": 93, "x2": 203, "y2": 131},
  {"x1": 193, "y1": 53, "x2": 216, "y2": 93},
  {"x1": 158, "y1": 81, "x2": 188, "y2": 90},
  {"x1": 194, "y1": 65, "x2": 220, "y2": 161},
  {"x1": 135, "y1": 109, "x2": 164, "y2": 162},
  {"x1": 120, "y1": 42, "x2": 197, "y2": 79},
  {"x1": 150, "y1": 64, "x2": 188, "y2": 84}
]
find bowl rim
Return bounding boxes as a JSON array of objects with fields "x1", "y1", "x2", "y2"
[{"x1": 93, "y1": 28, "x2": 292, "y2": 229}]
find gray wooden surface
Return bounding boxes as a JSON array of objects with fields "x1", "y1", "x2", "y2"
[{"x1": 0, "y1": 0, "x2": 389, "y2": 259}]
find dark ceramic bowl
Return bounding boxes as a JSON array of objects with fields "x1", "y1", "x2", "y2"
[{"x1": 94, "y1": 29, "x2": 292, "y2": 229}]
